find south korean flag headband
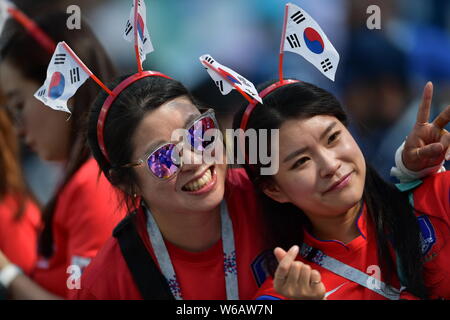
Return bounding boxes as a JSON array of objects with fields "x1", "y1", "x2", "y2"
[
  {"x1": 0, "y1": 0, "x2": 55, "y2": 53},
  {"x1": 34, "y1": 0, "x2": 172, "y2": 163},
  {"x1": 200, "y1": 2, "x2": 340, "y2": 132}
]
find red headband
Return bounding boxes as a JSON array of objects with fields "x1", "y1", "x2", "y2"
[
  {"x1": 96, "y1": 71, "x2": 172, "y2": 163},
  {"x1": 7, "y1": 6, "x2": 55, "y2": 54},
  {"x1": 238, "y1": 79, "x2": 300, "y2": 167},
  {"x1": 239, "y1": 79, "x2": 300, "y2": 131}
]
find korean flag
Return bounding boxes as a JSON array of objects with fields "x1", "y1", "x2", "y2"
[
  {"x1": 199, "y1": 54, "x2": 262, "y2": 104},
  {"x1": 34, "y1": 42, "x2": 90, "y2": 114},
  {"x1": 283, "y1": 3, "x2": 339, "y2": 81},
  {"x1": 123, "y1": 0, "x2": 154, "y2": 67}
]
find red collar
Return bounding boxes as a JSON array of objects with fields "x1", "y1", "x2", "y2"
[{"x1": 303, "y1": 203, "x2": 369, "y2": 255}]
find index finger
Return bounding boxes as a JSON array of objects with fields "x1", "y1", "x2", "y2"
[
  {"x1": 274, "y1": 245, "x2": 299, "y2": 281},
  {"x1": 416, "y1": 82, "x2": 433, "y2": 124}
]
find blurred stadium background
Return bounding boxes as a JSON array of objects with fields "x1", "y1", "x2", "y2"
[{"x1": 5, "y1": 0, "x2": 450, "y2": 203}]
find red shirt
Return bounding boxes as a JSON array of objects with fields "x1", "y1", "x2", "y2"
[
  {"x1": 70, "y1": 168, "x2": 268, "y2": 300},
  {"x1": 255, "y1": 172, "x2": 449, "y2": 300},
  {"x1": 30, "y1": 158, "x2": 125, "y2": 298},
  {"x1": 0, "y1": 194, "x2": 41, "y2": 274}
]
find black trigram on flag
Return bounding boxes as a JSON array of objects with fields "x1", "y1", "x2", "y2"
[
  {"x1": 321, "y1": 58, "x2": 333, "y2": 72},
  {"x1": 138, "y1": 46, "x2": 145, "y2": 58},
  {"x1": 244, "y1": 88, "x2": 255, "y2": 98},
  {"x1": 291, "y1": 11, "x2": 306, "y2": 24},
  {"x1": 237, "y1": 76, "x2": 251, "y2": 87},
  {"x1": 287, "y1": 34, "x2": 301, "y2": 49},
  {"x1": 125, "y1": 20, "x2": 133, "y2": 36},
  {"x1": 37, "y1": 89, "x2": 46, "y2": 97},
  {"x1": 215, "y1": 80, "x2": 224, "y2": 93},
  {"x1": 54, "y1": 54, "x2": 66, "y2": 65},
  {"x1": 70, "y1": 67, "x2": 80, "y2": 84},
  {"x1": 205, "y1": 56, "x2": 215, "y2": 65}
]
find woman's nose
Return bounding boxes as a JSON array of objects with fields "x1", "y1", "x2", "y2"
[
  {"x1": 318, "y1": 150, "x2": 341, "y2": 179},
  {"x1": 178, "y1": 146, "x2": 205, "y2": 172}
]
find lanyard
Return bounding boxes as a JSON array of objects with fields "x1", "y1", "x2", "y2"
[
  {"x1": 300, "y1": 243, "x2": 401, "y2": 300},
  {"x1": 144, "y1": 201, "x2": 239, "y2": 300}
]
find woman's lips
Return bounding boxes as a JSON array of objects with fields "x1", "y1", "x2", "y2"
[{"x1": 324, "y1": 171, "x2": 353, "y2": 193}]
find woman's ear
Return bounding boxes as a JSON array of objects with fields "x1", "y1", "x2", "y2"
[
  {"x1": 107, "y1": 168, "x2": 141, "y2": 197},
  {"x1": 262, "y1": 180, "x2": 290, "y2": 204}
]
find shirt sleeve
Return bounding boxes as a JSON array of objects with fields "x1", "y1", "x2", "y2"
[
  {"x1": 62, "y1": 175, "x2": 123, "y2": 273},
  {"x1": 0, "y1": 198, "x2": 40, "y2": 274},
  {"x1": 254, "y1": 277, "x2": 285, "y2": 300}
]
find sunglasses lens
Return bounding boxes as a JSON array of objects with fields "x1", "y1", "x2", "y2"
[
  {"x1": 188, "y1": 116, "x2": 216, "y2": 152},
  {"x1": 147, "y1": 144, "x2": 180, "y2": 179}
]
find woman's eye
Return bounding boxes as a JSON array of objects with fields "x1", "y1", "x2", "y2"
[
  {"x1": 328, "y1": 131, "x2": 341, "y2": 144},
  {"x1": 291, "y1": 157, "x2": 309, "y2": 169}
]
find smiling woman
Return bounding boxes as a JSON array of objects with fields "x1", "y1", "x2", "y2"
[
  {"x1": 233, "y1": 79, "x2": 450, "y2": 300},
  {"x1": 70, "y1": 74, "x2": 269, "y2": 300}
]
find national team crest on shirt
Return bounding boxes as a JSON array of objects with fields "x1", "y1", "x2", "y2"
[
  {"x1": 251, "y1": 250, "x2": 273, "y2": 287},
  {"x1": 417, "y1": 215, "x2": 436, "y2": 256}
]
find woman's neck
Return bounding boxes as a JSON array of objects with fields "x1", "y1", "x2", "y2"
[
  {"x1": 146, "y1": 203, "x2": 222, "y2": 252},
  {"x1": 307, "y1": 202, "x2": 362, "y2": 244}
]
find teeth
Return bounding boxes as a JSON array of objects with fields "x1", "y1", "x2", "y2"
[{"x1": 184, "y1": 169, "x2": 212, "y2": 191}]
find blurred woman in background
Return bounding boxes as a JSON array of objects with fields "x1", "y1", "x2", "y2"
[
  {"x1": 0, "y1": 104, "x2": 40, "y2": 276},
  {"x1": 0, "y1": 11, "x2": 124, "y2": 299}
]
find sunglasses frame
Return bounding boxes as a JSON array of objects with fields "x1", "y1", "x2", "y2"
[{"x1": 122, "y1": 108, "x2": 219, "y2": 181}]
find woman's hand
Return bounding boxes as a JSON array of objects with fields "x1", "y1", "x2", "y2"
[
  {"x1": 273, "y1": 246, "x2": 326, "y2": 300},
  {"x1": 403, "y1": 82, "x2": 450, "y2": 171}
]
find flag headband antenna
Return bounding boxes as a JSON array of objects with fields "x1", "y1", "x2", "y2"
[
  {"x1": 60, "y1": 41, "x2": 115, "y2": 97},
  {"x1": 97, "y1": 71, "x2": 172, "y2": 164},
  {"x1": 202, "y1": 59, "x2": 254, "y2": 104},
  {"x1": 278, "y1": 3, "x2": 289, "y2": 82},
  {"x1": 6, "y1": 3, "x2": 56, "y2": 54},
  {"x1": 133, "y1": 0, "x2": 143, "y2": 73}
]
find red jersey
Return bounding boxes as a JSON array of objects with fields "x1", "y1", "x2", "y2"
[
  {"x1": 255, "y1": 171, "x2": 449, "y2": 300},
  {"x1": 30, "y1": 158, "x2": 125, "y2": 298},
  {"x1": 0, "y1": 194, "x2": 41, "y2": 274},
  {"x1": 70, "y1": 168, "x2": 269, "y2": 300}
]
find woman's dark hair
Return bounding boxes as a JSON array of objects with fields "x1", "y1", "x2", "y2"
[
  {"x1": 88, "y1": 75, "x2": 199, "y2": 212},
  {"x1": 232, "y1": 79, "x2": 428, "y2": 299},
  {"x1": 0, "y1": 12, "x2": 117, "y2": 258}
]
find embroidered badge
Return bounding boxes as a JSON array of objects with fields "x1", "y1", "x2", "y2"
[
  {"x1": 251, "y1": 250, "x2": 272, "y2": 287},
  {"x1": 417, "y1": 215, "x2": 436, "y2": 256}
]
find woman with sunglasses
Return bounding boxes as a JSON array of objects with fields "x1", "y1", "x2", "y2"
[
  {"x1": 232, "y1": 80, "x2": 449, "y2": 300},
  {"x1": 71, "y1": 74, "x2": 268, "y2": 300},
  {"x1": 0, "y1": 12, "x2": 124, "y2": 299}
]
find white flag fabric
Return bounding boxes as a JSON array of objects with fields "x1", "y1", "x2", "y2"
[
  {"x1": 34, "y1": 42, "x2": 90, "y2": 114},
  {"x1": 123, "y1": 0, "x2": 154, "y2": 68},
  {"x1": 283, "y1": 3, "x2": 339, "y2": 81},
  {"x1": 0, "y1": 0, "x2": 13, "y2": 37},
  {"x1": 199, "y1": 54, "x2": 262, "y2": 104}
]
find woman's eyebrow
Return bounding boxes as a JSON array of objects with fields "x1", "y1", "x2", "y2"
[
  {"x1": 183, "y1": 113, "x2": 199, "y2": 128},
  {"x1": 144, "y1": 140, "x2": 165, "y2": 155},
  {"x1": 320, "y1": 122, "x2": 337, "y2": 141},
  {"x1": 284, "y1": 146, "x2": 308, "y2": 163},
  {"x1": 283, "y1": 122, "x2": 338, "y2": 163}
]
